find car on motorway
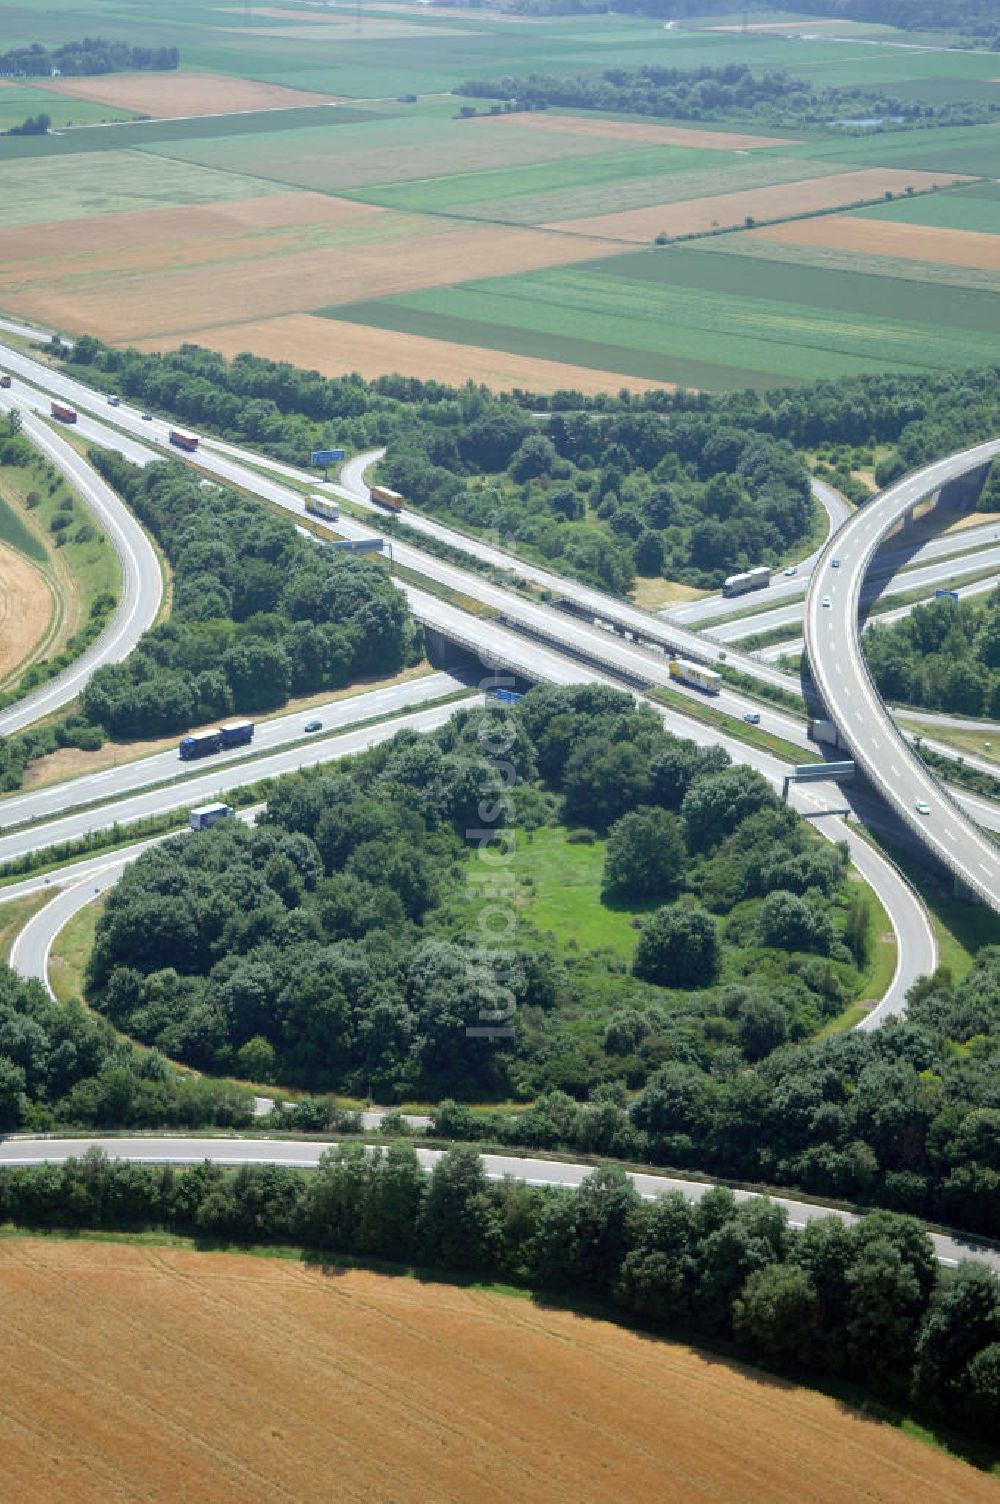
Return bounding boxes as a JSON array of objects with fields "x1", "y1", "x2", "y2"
[
  {"x1": 304, "y1": 719, "x2": 322, "y2": 733},
  {"x1": 107, "y1": 394, "x2": 120, "y2": 407},
  {"x1": 783, "y1": 566, "x2": 796, "y2": 576},
  {"x1": 915, "y1": 800, "x2": 931, "y2": 816},
  {"x1": 141, "y1": 412, "x2": 152, "y2": 421},
  {"x1": 831, "y1": 558, "x2": 841, "y2": 568},
  {"x1": 743, "y1": 711, "x2": 761, "y2": 725},
  {"x1": 822, "y1": 595, "x2": 831, "y2": 608}
]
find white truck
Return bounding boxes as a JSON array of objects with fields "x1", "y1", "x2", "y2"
[{"x1": 189, "y1": 802, "x2": 234, "y2": 832}]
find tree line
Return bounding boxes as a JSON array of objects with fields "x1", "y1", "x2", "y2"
[
  {"x1": 84, "y1": 684, "x2": 868, "y2": 1102},
  {"x1": 0, "y1": 39, "x2": 179, "y2": 78},
  {"x1": 455, "y1": 63, "x2": 999, "y2": 129},
  {"x1": 864, "y1": 588, "x2": 1000, "y2": 717},
  {"x1": 2, "y1": 1145, "x2": 997, "y2": 1444}
]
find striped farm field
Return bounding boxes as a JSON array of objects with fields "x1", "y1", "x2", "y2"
[
  {"x1": 750, "y1": 217, "x2": 1000, "y2": 272},
  {"x1": 32, "y1": 71, "x2": 342, "y2": 119},
  {"x1": 471, "y1": 111, "x2": 796, "y2": 151},
  {"x1": 136, "y1": 312, "x2": 664, "y2": 395},
  {"x1": 332, "y1": 241, "x2": 1000, "y2": 390},
  {"x1": 547, "y1": 168, "x2": 970, "y2": 244},
  {"x1": 5, "y1": 214, "x2": 617, "y2": 342},
  {"x1": 0, "y1": 1238, "x2": 993, "y2": 1504},
  {"x1": 846, "y1": 181, "x2": 1000, "y2": 235}
]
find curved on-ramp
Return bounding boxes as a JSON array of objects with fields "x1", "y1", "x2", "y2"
[
  {"x1": 0, "y1": 401, "x2": 162, "y2": 735},
  {"x1": 805, "y1": 439, "x2": 1000, "y2": 915}
]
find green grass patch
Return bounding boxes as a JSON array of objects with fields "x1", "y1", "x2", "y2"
[
  {"x1": 501, "y1": 824, "x2": 645, "y2": 959},
  {"x1": 49, "y1": 895, "x2": 104, "y2": 1006},
  {"x1": 852, "y1": 182, "x2": 1000, "y2": 236},
  {"x1": 817, "y1": 878, "x2": 897, "y2": 1036},
  {"x1": 0, "y1": 85, "x2": 135, "y2": 134},
  {"x1": 0, "y1": 149, "x2": 287, "y2": 229}
]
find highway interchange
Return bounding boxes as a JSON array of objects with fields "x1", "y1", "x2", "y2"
[{"x1": 0, "y1": 327, "x2": 997, "y2": 1260}]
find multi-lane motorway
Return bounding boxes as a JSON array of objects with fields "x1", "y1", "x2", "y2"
[{"x1": 806, "y1": 438, "x2": 1000, "y2": 914}]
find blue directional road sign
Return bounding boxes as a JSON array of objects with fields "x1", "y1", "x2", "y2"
[{"x1": 311, "y1": 449, "x2": 345, "y2": 466}]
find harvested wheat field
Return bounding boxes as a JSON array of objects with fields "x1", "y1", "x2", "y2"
[
  {"x1": 481, "y1": 112, "x2": 794, "y2": 151},
  {"x1": 139, "y1": 312, "x2": 664, "y2": 395},
  {"x1": 0, "y1": 544, "x2": 53, "y2": 684},
  {"x1": 0, "y1": 193, "x2": 387, "y2": 295},
  {"x1": 0, "y1": 1238, "x2": 993, "y2": 1504},
  {"x1": 750, "y1": 215, "x2": 1000, "y2": 270},
  {"x1": 12, "y1": 224, "x2": 618, "y2": 342},
  {"x1": 33, "y1": 72, "x2": 339, "y2": 119},
  {"x1": 548, "y1": 168, "x2": 971, "y2": 243}
]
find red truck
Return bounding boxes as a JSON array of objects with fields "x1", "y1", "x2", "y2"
[
  {"x1": 51, "y1": 400, "x2": 77, "y2": 423},
  {"x1": 169, "y1": 428, "x2": 199, "y2": 452}
]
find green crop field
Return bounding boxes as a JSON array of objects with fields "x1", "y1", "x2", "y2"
[
  {"x1": 0, "y1": 85, "x2": 134, "y2": 133},
  {"x1": 0, "y1": 150, "x2": 286, "y2": 228},
  {"x1": 0, "y1": 105, "x2": 380, "y2": 163},
  {"x1": 701, "y1": 233, "x2": 1000, "y2": 294},
  {"x1": 848, "y1": 183, "x2": 1000, "y2": 235},
  {"x1": 330, "y1": 239, "x2": 1000, "y2": 390}
]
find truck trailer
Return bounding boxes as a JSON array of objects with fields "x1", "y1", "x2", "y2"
[
  {"x1": 50, "y1": 400, "x2": 77, "y2": 424},
  {"x1": 190, "y1": 802, "x2": 233, "y2": 831},
  {"x1": 807, "y1": 717, "x2": 846, "y2": 750},
  {"x1": 169, "y1": 428, "x2": 199, "y2": 453},
  {"x1": 305, "y1": 493, "x2": 340, "y2": 523},
  {"x1": 669, "y1": 657, "x2": 722, "y2": 696},
  {"x1": 370, "y1": 485, "x2": 404, "y2": 512},
  {"x1": 179, "y1": 728, "x2": 222, "y2": 760},
  {"x1": 219, "y1": 719, "x2": 254, "y2": 750},
  {"x1": 722, "y1": 566, "x2": 771, "y2": 599}
]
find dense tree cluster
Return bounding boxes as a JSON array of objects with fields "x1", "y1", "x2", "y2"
[
  {"x1": 456, "y1": 63, "x2": 998, "y2": 128},
  {"x1": 84, "y1": 685, "x2": 863, "y2": 1100},
  {"x1": 3, "y1": 1145, "x2": 997, "y2": 1442},
  {"x1": 78, "y1": 453, "x2": 413, "y2": 741},
  {"x1": 60, "y1": 338, "x2": 814, "y2": 592},
  {"x1": 433, "y1": 945, "x2": 1000, "y2": 1241},
  {"x1": 864, "y1": 588, "x2": 1000, "y2": 716},
  {"x1": 59, "y1": 342, "x2": 1000, "y2": 600},
  {"x1": 0, "y1": 964, "x2": 250, "y2": 1134},
  {"x1": 0, "y1": 39, "x2": 179, "y2": 78},
  {"x1": 5, "y1": 113, "x2": 51, "y2": 137}
]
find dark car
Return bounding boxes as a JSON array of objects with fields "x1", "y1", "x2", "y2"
[{"x1": 304, "y1": 719, "x2": 322, "y2": 733}]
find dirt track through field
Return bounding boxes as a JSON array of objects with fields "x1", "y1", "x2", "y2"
[
  {"x1": 0, "y1": 1239, "x2": 993, "y2": 1504},
  {"x1": 137, "y1": 312, "x2": 665, "y2": 395},
  {"x1": 475, "y1": 113, "x2": 795, "y2": 151},
  {"x1": 548, "y1": 168, "x2": 971, "y2": 243},
  {"x1": 33, "y1": 72, "x2": 340, "y2": 119},
  {"x1": 0, "y1": 543, "x2": 53, "y2": 685},
  {"x1": 750, "y1": 214, "x2": 1000, "y2": 270}
]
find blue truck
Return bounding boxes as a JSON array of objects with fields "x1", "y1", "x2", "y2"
[{"x1": 179, "y1": 720, "x2": 254, "y2": 760}]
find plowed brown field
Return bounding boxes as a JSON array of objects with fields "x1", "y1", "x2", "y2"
[
  {"x1": 8, "y1": 222, "x2": 618, "y2": 341},
  {"x1": 33, "y1": 72, "x2": 339, "y2": 118},
  {"x1": 548, "y1": 168, "x2": 970, "y2": 242},
  {"x1": 0, "y1": 1239, "x2": 992, "y2": 1504},
  {"x1": 137, "y1": 313, "x2": 664, "y2": 394},
  {"x1": 750, "y1": 214, "x2": 1000, "y2": 270},
  {"x1": 480, "y1": 112, "x2": 794, "y2": 150}
]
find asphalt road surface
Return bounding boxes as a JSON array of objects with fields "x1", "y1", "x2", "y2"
[
  {"x1": 0, "y1": 400, "x2": 162, "y2": 734},
  {"x1": 806, "y1": 437, "x2": 1000, "y2": 914}
]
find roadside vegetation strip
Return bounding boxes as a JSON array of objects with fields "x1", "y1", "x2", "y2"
[
  {"x1": 647, "y1": 685, "x2": 811, "y2": 765},
  {"x1": 0, "y1": 434, "x2": 120, "y2": 707},
  {"x1": 816, "y1": 878, "x2": 898, "y2": 1038}
]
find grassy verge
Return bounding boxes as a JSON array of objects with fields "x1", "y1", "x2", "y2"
[
  {"x1": 48, "y1": 897, "x2": 104, "y2": 1005},
  {"x1": 903, "y1": 721, "x2": 1000, "y2": 769},
  {"x1": 0, "y1": 443, "x2": 120, "y2": 703},
  {"x1": 817, "y1": 877, "x2": 897, "y2": 1037},
  {"x1": 850, "y1": 826, "x2": 1000, "y2": 981},
  {"x1": 647, "y1": 684, "x2": 811, "y2": 764},
  {"x1": 0, "y1": 888, "x2": 59, "y2": 963}
]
